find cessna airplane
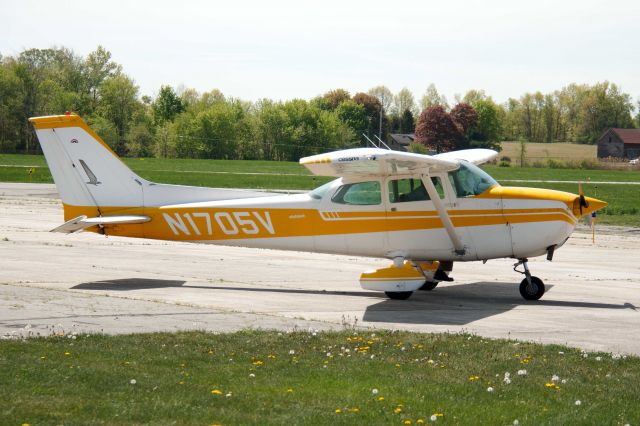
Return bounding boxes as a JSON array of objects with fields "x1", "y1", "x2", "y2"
[{"x1": 30, "y1": 114, "x2": 607, "y2": 301}]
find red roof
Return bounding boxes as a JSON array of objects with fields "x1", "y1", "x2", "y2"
[{"x1": 612, "y1": 128, "x2": 640, "y2": 145}]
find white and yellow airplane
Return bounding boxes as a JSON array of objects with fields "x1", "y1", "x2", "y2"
[{"x1": 30, "y1": 114, "x2": 607, "y2": 301}]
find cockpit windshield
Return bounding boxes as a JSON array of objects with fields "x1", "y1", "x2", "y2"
[
  {"x1": 309, "y1": 180, "x2": 335, "y2": 199},
  {"x1": 448, "y1": 161, "x2": 499, "y2": 197}
]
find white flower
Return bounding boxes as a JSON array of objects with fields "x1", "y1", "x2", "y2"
[
  {"x1": 289, "y1": 349, "x2": 295, "y2": 355},
  {"x1": 575, "y1": 400, "x2": 582, "y2": 406},
  {"x1": 130, "y1": 379, "x2": 136, "y2": 385},
  {"x1": 401, "y1": 347, "x2": 406, "y2": 351},
  {"x1": 430, "y1": 414, "x2": 438, "y2": 421},
  {"x1": 370, "y1": 354, "x2": 375, "y2": 359},
  {"x1": 249, "y1": 373, "x2": 255, "y2": 378},
  {"x1": 517, "y1": 369, "x2": 527, "y2": 376},
  {"x1": 326, "y1": 352, "x2": 332, "y2": 357},
  {"x1": 582, "y1": 353, "x2": 588, "y2": 358},
  {"x1": 612, "y1": 354, "x2": 621, "y2": 360},
  {"x1": 225, "y1": 392, "x2": 232, "y2": 397},
  {"x1": 551, "y1": 375, "x2": 559, "y2": 382},
  {"x1": 558, "y1": 351, "x2": 564, "y2": 355},
  {"x1": 504, "y1": 372, "x2": 511, "y2": 378},
  {"x1": 372, "y1": 388, "x2": 379, "y2": 395},
  {"x1": 561, "y1": 379, "x2": 567, "y2": 384},
  {"x1": 513, "y1": 420, "x2": 520, "y2": 426},
  {"x1": 595, "y1": 356, "x2": 602, "y2": 361},
  {"x1": 503, "y1": 378, "x2": 511, "y2": 385},
  {"x1": 487, "y1": 387, "x2": 494, "y2": 392}
]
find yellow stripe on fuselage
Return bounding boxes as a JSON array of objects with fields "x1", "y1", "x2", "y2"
[{"x1": 62, "y1": 204, "x2": 576, "y2": 241}]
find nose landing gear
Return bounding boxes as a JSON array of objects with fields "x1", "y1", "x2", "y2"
[{"x1": 513, "y1": 259, "x2": 545, "y2": 300}]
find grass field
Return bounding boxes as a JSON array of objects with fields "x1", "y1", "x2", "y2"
[
  {"x1": 1, "y1": 154, "x2": 639, "y2": 226},
  {"x1": 499, "y1": 142, "x2": 597, "y2": 164},
  {"x1": 1, "y1": 330, "x2": 638, "y2": 425}
]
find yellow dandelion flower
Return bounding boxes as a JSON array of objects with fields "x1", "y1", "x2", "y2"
[
  {"x1": 287, "y1": 388, "x2": 293, "y2": 393},
  {"x1": 395, "y1": 363, "x2": 401, "y2": 368},
  {"x1": 348, "y1": 407, "x2": 360, "y2": 413},
  {"x1": 394, "y1": 406, "x2": 403, "y2": 414},
  {"x1": 378, "y1": 396, "x2": 385, "y2": 401},
  {"x1": 253, "y1": 360, "x2": 263, "y2": 365},
  {"x1": 211, "y1": 389, "x2": 222, "y2": 395},
  {"x1": 335, "y1": 409, "x2": 342, "y2": 413},
  {"x1": 544, "y1": 383, "x2": 555, "y2": 388},
  {"x1": 417, "y1": 419, "x2": 425, "y2": 424},
  {"x1": 64, "y1": 352, "x2": 70, "y2": 356},
  {"x1": 468, "y1": 375, "x2": 480, "y2": 381},
  {"x1": 404, "y1": 420, "x2": 412, "y2": 425},
  {"x1": 179, "y1": 381, "x2": 185, "y2": 385},
  {"x1": 22, "y1": 423, "x2": 30, "y2": 426}
]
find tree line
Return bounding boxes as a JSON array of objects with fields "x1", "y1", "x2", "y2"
[{"x1": 0, "y1": 46, "x2": 638, "y2": 159}]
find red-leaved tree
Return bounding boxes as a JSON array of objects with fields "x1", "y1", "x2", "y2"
[
  {"x1": 450, "y1": 102, "x2": 478, "y2": 136},
  {"x1": 415, "y1": 105, "x2": 463, "y2": 153}
]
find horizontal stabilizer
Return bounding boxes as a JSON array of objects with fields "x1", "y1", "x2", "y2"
[{"x1": 51, "y1": 215, "x2": 151, "y2": 233}]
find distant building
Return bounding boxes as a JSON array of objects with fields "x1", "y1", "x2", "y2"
[
  {"x1": 597, "y1": 128, "x2": 640, "y2": 159},
  {"x1": 388, "y1": 133, "x2": 415, "y2": 151}
]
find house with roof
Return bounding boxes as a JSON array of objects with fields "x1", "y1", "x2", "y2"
[
  {"x1": 597, "y1": 128, "x2": 640, "y2": 160},
  {"x1": 388, "y1": 133, "x2": 415, "y2": 151}
]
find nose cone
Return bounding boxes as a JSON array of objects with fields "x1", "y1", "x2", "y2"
[{"x1": 581, "y1": 196, "x2": 608, "y2": 217}]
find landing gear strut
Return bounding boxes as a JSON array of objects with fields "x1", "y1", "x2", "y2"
[{"x1": 513, "y1": 259, "x2": 545, "y2": 300}]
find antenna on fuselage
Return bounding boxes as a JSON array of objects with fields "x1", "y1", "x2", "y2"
[
  {"x1": 362, "y1": 133, "x2": 379, "y2": 148},
  {"x1": 374, "y1": 135, "x2": 392, "y2": 150}
]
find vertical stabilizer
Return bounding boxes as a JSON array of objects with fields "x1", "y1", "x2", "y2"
[{"x1": 29, "y1": 114, "x2": 144, "y2": 211}]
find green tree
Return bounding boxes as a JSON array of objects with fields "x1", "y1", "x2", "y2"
[
  {"x1": 335, "y1": 100, "x2": 368, "y2": 138},
  {"x1": 153, "y1": 85, "x2": 184, "y2": 123},
  {"x1": 419, "y1": 83, "x2": 448, "y2": 110},
  {"x1": 97, "y1": 74, "x2": 141, "y2": 154},
  {"x1": 316, "y1": 89, "x2": 351, "y2": 110},
  {"x1": 84, "y1": 46, "x2": 121, "y2": 112},
  {"x1": 392, "y1": 88, "x2": 417, "y2": 116},
  {"x1": 470, "y1": 100, "x2": 502, "y2": 150}
]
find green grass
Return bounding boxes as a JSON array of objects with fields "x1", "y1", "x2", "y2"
[
  {"x1": 1, "y1": 154, "x2": 639, "y2": 225},
  {"x1": 1, "y1": 330, "x2": 638, "y2": 425}
]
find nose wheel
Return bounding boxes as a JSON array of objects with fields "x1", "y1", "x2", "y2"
[{"x1": 514, "y1": 259, "x2": 545, "y2": 300}]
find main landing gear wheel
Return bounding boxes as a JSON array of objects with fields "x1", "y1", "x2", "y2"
[
  {"x1": 419, "y1": 281, "x2": 438, "y2": 291},
  {"x1": 385, "y1": 291, "x2": 413, "y2": 300},
  {"x1": 513, "y1": 258, "x2": 545, "y2": 301},
  {"x1": 519, "y1": 276, "x2": 545, "y2": 300}
]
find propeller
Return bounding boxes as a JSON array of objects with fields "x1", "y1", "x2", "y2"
[
  {"x1": 579, "y1": 182, "x2": 596, "y2": 239},
  {"x1": 578, "y1": 182, "x2": 589, "y2": 216}
]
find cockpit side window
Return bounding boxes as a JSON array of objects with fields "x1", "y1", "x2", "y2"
[
  {"x1": 448, "y1": 161, "x2": 498, "y2": 197},
  {"x1": 388, "y1": 178, "x2": 429, "y2": 203},
  {"x1": 331, "y1": 181, "x2": 381, "y2": 205}
]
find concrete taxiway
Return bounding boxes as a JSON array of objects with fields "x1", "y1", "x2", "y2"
[{"x1": 1, "y1": 183, "x2": 639, "y2": 354}]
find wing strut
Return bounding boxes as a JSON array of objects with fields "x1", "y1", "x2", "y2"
[{"x1": 422, "y1": 174, "x2": 466, "y2": 256}]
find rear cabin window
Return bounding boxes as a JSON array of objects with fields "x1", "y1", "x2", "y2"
[
  {"x1": 331, "y1": 181, "x2": 381, "y2": 205},
  {"x1": 388, "y1": 178, "x2": 428, "y2": 203},
  {"x1": 388, "y1": 177, "x2": 446, "y2": 203}
]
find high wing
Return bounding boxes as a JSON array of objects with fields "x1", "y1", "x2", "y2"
[
  {"x1": 51, "y1": 215, "x2": 151, "y2": 233},
  {"x1": 432, "y1": 148, "x2": 498, "y2": 165},
  {"x1": 300, "y1": 147, "x2": 497, "y2": 177}
]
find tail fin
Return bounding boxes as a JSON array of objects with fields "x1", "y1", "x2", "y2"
[{"x1": 29, "y1": 114, "x2": 144, "y2": 213}]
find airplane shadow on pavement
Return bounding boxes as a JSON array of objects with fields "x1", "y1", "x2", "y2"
[
  {"x1": 72, "y1": 279, "x2": 636, "y2": 326},
  {"x1": 363, "y1": 282, "x2": 636, "y2": 326}
]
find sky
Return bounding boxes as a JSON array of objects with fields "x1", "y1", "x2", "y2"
[{"x1": 3, "y1": 0, "x2": 639, "y2": 105}]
